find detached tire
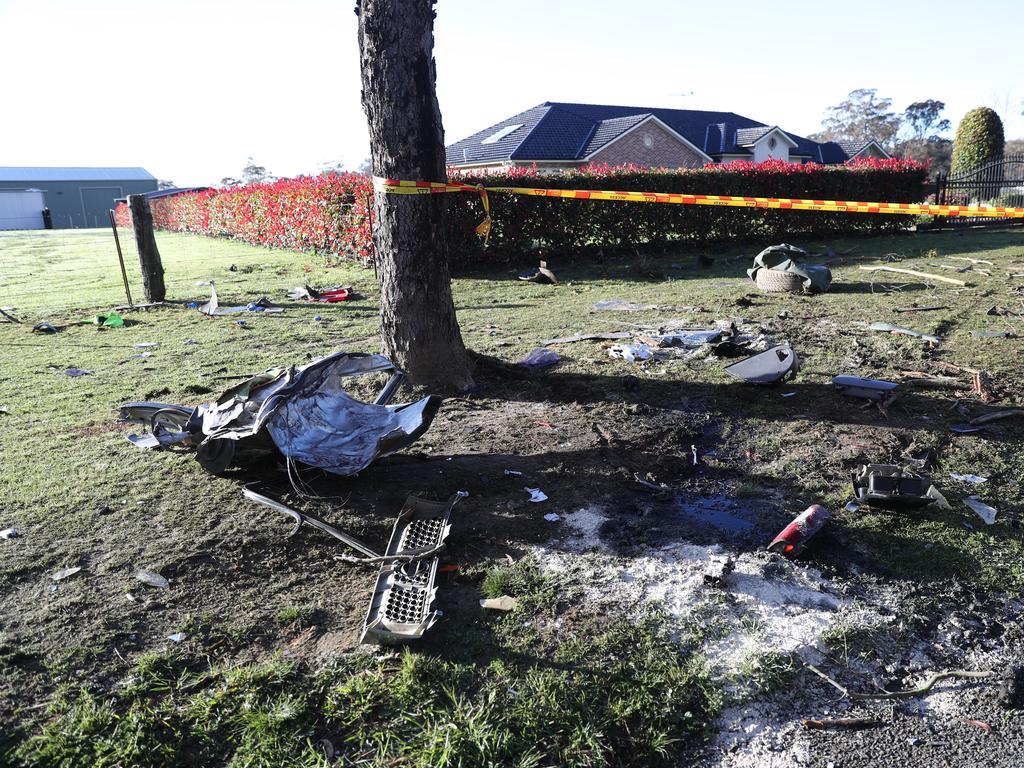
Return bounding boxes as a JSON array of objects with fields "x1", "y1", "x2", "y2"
[{"x1": 755, "y1": 268, "x2": 805, "y2": 293}]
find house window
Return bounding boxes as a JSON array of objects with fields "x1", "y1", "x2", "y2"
[{"x1": 643, "y1": 133, "x2": 654, "y2": 148}]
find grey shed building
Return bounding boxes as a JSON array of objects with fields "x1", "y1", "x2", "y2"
[{"x1": 0, "y1": 167, "x2": 157, "y2": 229}]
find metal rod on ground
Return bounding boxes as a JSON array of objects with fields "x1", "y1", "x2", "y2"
[{"x1": 108, "y1": 209, "x2": 133, "y2": 308}]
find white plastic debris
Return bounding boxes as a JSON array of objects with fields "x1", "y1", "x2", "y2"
[
  {"x1": 480, "y1": 596, "x2": 517, "y2": 611},
  {"x1": 0, "y1": 527, "x2": 18, "y2": 540},
  {"x1": 845, "y1": 501, "x2": 860, "y2": 513},
  {"x1": 51, "y1": 566, "x2": 82, "y2": 581},
  {"x1": 608, "y1": 343, "x2": 654, "y2": 362},
  {"x1": 136, "y1": 570, "x2": 170, "y2": 589},
  {"x1": 524, "y1": 487, "x2": 548, "y2": 503},
  {"x1": 543, "y1": 512, "x2": 561, "y2": 522},
  {"x1": 167, "y1": 632, "x2": 187, "y2": 643},
  {"x1": 964, "y1": 496, "x2": 997, "y2": 525},
  {"x1": 134, "y1": 342, "x2": 160, "y2": 349},
  {"x1": 503, "y1": 469, "x2": 524, "y2": 476},
  {"x1": 950, "y1": 473, "x2": 987, "y2": 484},
  {"x1": 64, "y1": 368, "x2": 93, "y2": 377}
]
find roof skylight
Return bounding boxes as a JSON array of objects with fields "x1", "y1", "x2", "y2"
[{"x1": 481, "y1": 124, "x2": 523, "y2": 145}]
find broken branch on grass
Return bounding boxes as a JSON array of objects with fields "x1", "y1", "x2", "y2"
[
  {"x1": 893, "y1": 305, "x2": 948, "y2": 314},
  {"x1": 970, "y1": 408, "x2": 1024, "y2": 425},
  {"x1": 848, "y1": 670, "x2": 994, "y2": 700},
  {"x1": 804, "y1": 663, "x2": 850, "y2": 697},
  {"x1": 859, "y1": 265, "x2": 968, "y2": 287}
]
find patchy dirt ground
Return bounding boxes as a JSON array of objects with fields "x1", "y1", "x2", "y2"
[{"x1": 2, "y1": 227, "x2": 1024, "y2": 765}]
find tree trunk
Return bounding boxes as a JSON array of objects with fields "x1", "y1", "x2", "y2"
[
  {"x1": 356, "y1": 0, "x2": 473, "y2": 392},
  {"x1": 127, "y1": 194, "x2": 166, "y2": 303}
]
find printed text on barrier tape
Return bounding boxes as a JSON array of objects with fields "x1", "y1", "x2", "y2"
[{"x1": 372, "y1": 176, "x2": 1024, "y2": 245}]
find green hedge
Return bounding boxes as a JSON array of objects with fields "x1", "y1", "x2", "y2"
[{"x1": 446, "y1": 158, "x2": 929, "y2": 261}]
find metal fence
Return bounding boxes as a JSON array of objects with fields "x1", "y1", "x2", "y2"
[{"x1": 934, "y1": 153, "x2": 1024, "y2": 228}]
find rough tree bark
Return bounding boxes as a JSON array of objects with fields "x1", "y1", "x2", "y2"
[
  {"x1": 356, "y1": 0, "x2": 473, "y2": 391},
  {"x1": 127, "y1": 194, "x2": 166, "y2": 303}
]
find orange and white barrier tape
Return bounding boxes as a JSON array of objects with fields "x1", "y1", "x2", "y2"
[{"x1": 372, "y1": 176, "x2": 1024, "y2": 245}]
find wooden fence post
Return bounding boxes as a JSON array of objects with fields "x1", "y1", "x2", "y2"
[{"x1": 127, "y1": 194, "x2": 166, "y2": 302}]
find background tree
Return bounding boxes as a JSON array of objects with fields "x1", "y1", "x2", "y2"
[
  {"x1": 219, "y1": 177, "x2": 241, "y2": 187},
  {"x1": 896, "y1": 100, "x2": 953, "y2": 177},
  {"x1": 903, "y1": 100, "x2": 951, "y2": 142},
  {"x1": 356, "y1": 0, "x2": 473, "y2": 391},
  {"x1": 317, "y1": 159, "x2": 346, "y2": 175},
  {"x1": 157, "y1": 179, "x2": 176, "y2": 190},
  {"x1": 810, "y1": 88, "x2": 902, "y2": 150},
  {"x1": 1005, "y1": 138, "x2": 1024, "y2": 155},
  {"x1": 241, "y1": 157, "x2": 272, "y2": 184},
  {"x1": 950, "y1": 107, "x2": 1005, "y2": 175}
]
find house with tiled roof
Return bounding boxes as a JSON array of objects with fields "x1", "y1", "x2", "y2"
[{"x1": 446, "y1": 102, "x2": 890, "y2": 173}]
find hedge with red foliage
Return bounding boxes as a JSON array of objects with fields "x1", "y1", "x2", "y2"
[
  {"x1": 445, "y1": 158, "x2": 930, "y2": 257},
  {"x1": 114, "y1": 172, "x2": 374, "y2": 262},
  {"x1": 114, "y1": 159, "x2": 927, "y2": 266}
]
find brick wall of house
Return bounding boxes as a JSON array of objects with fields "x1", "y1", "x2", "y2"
[{"x1": 588, "y1": 122, "x2": 707, "y2": 168}]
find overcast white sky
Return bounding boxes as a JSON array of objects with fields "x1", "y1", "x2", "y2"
[{"x1": 1, "y1": 0, "x2": 1021, "y2": 186}]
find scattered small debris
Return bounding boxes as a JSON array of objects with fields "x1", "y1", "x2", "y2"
[
  {"x1": 134, "y1": 342, "x2": 160, "y2": 349},
  {"x1": 868, "y1": 322, "x2": 942, "y2": 345},
  {"x1": 964, "y1": 496, "x2": 997, "y2": 525},
  {"x1": 781, "y1": 391, "x2": 797, "y2": 398},
  {"x1": 93, "y1": 311, "x2": 125, "y2": 328},
  {"x1": 958, "y1": 717, "x2": 994, "y2": 734},
  {"x1": 608, "y1": 343, "x2": 653, "y2": 362},
  {"x1": 845, "y1": 501, "x2": 860, "y2": 513},
  {"x1": 543, "y1": 512, "x2": 561, "y2": 522},
  {"x1": 32, "y1": 323, "x2": 58, "y2": 334},
  {"x1": 167, "y1": 632, "x2": 187, "y2": 643},
  {"x1": 542, "y1": 331, "x2": 631, "y2": 346},
  {"x1": 970, "y1": 409, "x2": 1024, "y2": 426},
  {"x1": 287, "y1": 285, "x2": 353, "y2": 302},
  {"x1": 893, "y1": 305, "x2": 948, "y2": 313},
  {"x1": 724, "y1": 345, "x2": 800, "y2": 384},
  {"x1": 524, "y1": 487, "x2": 548, "y2": 503},
  {"x1": 832, "y1": 375, "x2": 899, "y2": 400},
  {"x1": 852, "y1": 464, "x2": 934, "y2": 510},
  {"x1": 703, "y1": 555, "x2": 735, "y2": 587},
  {"x1": 51, "y1": 566, "x2": 82, "y2": 581},
  {"x1": 593, "y1": 299, "x2": 658, "y2": 312},
  {"x1": 517, "y1": 348, "x2": 560, "y2": 369},
  {"x1": 950, "y1": 472, "x2": 987, "y2": 484},
  {"x1": 767, "y1": 504, "x2": 830, "y2": 557},
  {"x1": 0, "y1": 528, "x2": 18, "y2": 540},
  {"x1": 182, "y1": 338, "x2": 197, "y2": 345},
  {"x1": 480, "y1": 596, "x2": 517, "y2": 611},
  {"x1": 503, "y1": 469, "x2": 523, "y2": 477},
  {"x1": 533, "y1": 420, "x2": 556, "y2": 429},
  {"x1": 518, "y1": 260, "x2": 558, "y2": 284},
  {"x1": 971, "y1": 330, "x2": 1012, "y2": 339},
  {"x1": 64, "y1": 368, "x2": 94, "y2": 377},
  {"x1": 136, "y1": 570, "x2": 170, "y2": 589},
  {"x1": 802, "y1": 718, "x2": 884, "y2": 730},
  {"x1": 998, "y1": 665, "x2": 1024, "y2": 709}
]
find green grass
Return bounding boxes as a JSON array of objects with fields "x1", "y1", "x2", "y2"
[
  {"x1": 12, "y1": 614, "x2": 719, "y2": 768},
  {"x1": 2, "y1": 225, "x2": 1024, "y2": 765}
]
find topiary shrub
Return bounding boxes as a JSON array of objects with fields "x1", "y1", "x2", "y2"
[{"x1": 950, "y1": 107, "x2": 1004, "y2": 176}]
